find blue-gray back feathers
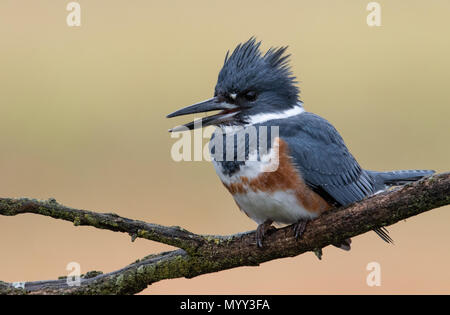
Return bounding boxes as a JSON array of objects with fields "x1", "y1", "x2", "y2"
[
  {"x1": 264, "y1": 112, "x2": 376, "y2": 206},
  {"x1": 259, "y1": 113, "x2": 434, "y2": 207}
]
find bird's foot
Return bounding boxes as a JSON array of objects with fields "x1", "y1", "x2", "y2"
[
  {"x1": 256, "y1": 220, "x2": 274, "y2": 248},
  {"x1": 293, "y1": 219, "x2": 309, "y2": 240}
]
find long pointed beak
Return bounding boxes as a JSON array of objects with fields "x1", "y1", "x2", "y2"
[{"x1": 167, "y1": 97, "x2": 239, "y2": 132}]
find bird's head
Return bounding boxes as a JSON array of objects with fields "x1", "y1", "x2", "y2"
[{"x1": 167, "y1": 38, "x2": 300, "y2": 131}]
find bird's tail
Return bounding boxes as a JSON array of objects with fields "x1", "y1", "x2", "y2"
[
  {"x1": 368, "y1": 169, "x2": 435, "y2": 188},
  {"x1": 366, "y1": 169, "x2": 434, "y2": 245}
]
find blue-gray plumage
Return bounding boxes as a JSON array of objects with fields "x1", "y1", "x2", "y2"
[
  {"x1": 167, "y1": 37, "x2": 434, "y2": 249},
  {"x1": 261, "y1": 115, "x2": 433, "y2": 221}
]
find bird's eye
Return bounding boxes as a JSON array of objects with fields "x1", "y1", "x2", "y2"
[{"x1": 244, "y1": 91, "x2": 257, "y2": 102}]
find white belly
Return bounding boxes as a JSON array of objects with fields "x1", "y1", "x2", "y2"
[
  {"x1": 210, "y1": 121, "x2": 317, "y2": 225},
  {"x1": 232, "y1": 189, "x2": 318, "y2": 225},
  {"x1": 211, "y1": 148, "x2": 318, "y2": 225}
]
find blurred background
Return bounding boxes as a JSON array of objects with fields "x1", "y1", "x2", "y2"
[{"x1": 0, "y1": 0, "x2": 449, "y2": 294}]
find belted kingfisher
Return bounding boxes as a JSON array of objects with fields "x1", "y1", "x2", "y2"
[{"x1": 167, "y1": 38, "x2": 434, "y2": 249}]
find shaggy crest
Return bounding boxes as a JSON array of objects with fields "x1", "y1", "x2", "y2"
[{"x1": 216, "y1": 37, "x2": 299, "y2": 105}]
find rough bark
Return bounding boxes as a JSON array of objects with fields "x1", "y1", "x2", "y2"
[{"x1": 0, "y1": 172, "x2": 449, "y2": 295}]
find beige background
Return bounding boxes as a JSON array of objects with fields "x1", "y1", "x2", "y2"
[{"x1": 0, "y1": 0, "x2": 449, "y2": 294}]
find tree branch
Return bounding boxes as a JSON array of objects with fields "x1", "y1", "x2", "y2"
[
  {"x1": 0, "y1": 173, "x2": 449, "y2": 295},
  {"x1": 0, "y1": 197, "x2": 204, "y2": 252}
]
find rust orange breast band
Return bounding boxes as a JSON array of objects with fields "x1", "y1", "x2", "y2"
[{"x1": 222, "y1": 137, "x2": 333, "y2": 214}]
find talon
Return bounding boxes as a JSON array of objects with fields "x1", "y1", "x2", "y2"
[
  {"x1": 256, "y1": 220, "x2": 274, "y2": 248},
  {"x1": 293, "y1": 219, "x2": 308, "y2": 240}
]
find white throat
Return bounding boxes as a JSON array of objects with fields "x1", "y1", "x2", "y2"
[
  {"x1": 246, "y1": 103, "x2": 305, "y2": 125},
  {"x1": 220, "y1": 102, "x2": 305, "y2": 134}
]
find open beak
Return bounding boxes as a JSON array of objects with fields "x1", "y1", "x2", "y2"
[{"x1": 167, "y1": 97, "x2": 239, "y2": 132}]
